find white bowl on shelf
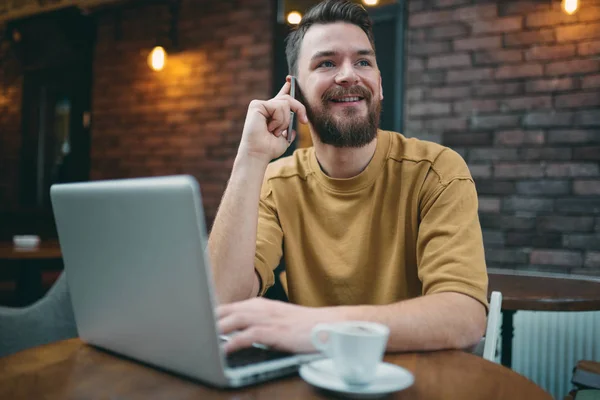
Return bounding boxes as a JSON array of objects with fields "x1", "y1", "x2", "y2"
[{"x1": 13, "y1": 235, "x2": 41, "y2": 249}]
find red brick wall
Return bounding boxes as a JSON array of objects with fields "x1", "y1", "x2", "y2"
[
  {"x1": 91, "y1": 0, "x2": 272, "y2": 226},
  {"x1": 405, "y1": 0, "x2": 600, "y2": 276},
  {"x1": 0, "y1": 39, "x2": 23, "y2": 209}
]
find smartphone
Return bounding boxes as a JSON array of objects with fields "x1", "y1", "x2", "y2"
[{"x1": 288, "y1": 76, "x2": 296, "y2": 143}]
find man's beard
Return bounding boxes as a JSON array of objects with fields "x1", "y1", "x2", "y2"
[{"x1": 302, "y1": 86, "x2": 381, "y2": 148}]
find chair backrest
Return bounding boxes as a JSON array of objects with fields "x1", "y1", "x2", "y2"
[
  {"x1": 470, "y1": 291, "x2": 503, "y2": 362},
  {"x1": 0, "y1": 272, "x2": 78, "y2": 358},
  {"x1": 483, "y1": 291, "x2": 503, "y2": 362}
]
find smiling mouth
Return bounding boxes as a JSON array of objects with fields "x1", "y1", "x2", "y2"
[{"x1": 330, "y1": 96, "x2": 364, "y2": 103}]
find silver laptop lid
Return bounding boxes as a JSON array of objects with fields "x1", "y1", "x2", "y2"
[{"x1": 50, "y1": 175, "x2": 229, "y2": 386}]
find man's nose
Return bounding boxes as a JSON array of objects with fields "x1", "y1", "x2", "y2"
[{"x1": 334, "y1": 62, "x2": 359, "y2": 86}]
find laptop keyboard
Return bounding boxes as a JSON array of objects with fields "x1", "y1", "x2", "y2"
[{"x1": 226, "y1": 346, "x2": 295, "y2": 369}]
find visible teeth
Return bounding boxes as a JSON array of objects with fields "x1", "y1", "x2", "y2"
[{"x1": 333, "y1": 97, "x2": 360, "y2": 102}]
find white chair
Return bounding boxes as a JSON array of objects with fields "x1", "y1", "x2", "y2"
[{"x1": 472, "y1": 291, "x2": 503, "y2": 362}]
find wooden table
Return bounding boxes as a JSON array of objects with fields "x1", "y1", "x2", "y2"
[
  {"x1": 0, "y1": 339, "x2": 552, "y2": 399},
  {"x1": 488, "y1": 271, "x2": 600, "y2": 368},
  {"x1": 0, "y1": 241, "x2": 62, "y2": 306}
]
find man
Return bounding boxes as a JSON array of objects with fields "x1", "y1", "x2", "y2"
[{"x1": 208, "y1": 0, "x2": 488, "y2": 354}]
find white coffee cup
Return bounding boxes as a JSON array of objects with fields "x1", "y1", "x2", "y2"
[{"x1": 311, "y1": 321, "x2": 390, "y2": 386}]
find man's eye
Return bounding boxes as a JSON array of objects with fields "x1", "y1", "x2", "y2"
[
  {"x1": 357, "y1": 60, "x2": 372, "y2": 67},
  {"x1": 318, "y1": 61, "x2": 335, "y2": 68}
]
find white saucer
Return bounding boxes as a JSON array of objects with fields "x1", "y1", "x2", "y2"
[{"x1": 299, "y1": 358, "x2": 414, "y2": 399}]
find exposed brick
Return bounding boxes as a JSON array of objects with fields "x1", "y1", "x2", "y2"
[
  {"x1": 454, "y1": 36, "x2": 502, "y2": 51},
  {"x1": 408, "y1": 102, "x2": 452, "y2": 117},
  {"x1": 500, "y1": 96, "x2": 552, "y2": 111},
  {"x1": 409, "y1": 10, "x2": 453, "y2": 27},
  {"x1": 433, "y1": 0, "x2": 471, "y2": 8},
  {"x1": 574, "y1": 180, "x2": 600, "y2": 195},
  {"x1": 468, "y1": 148, "x2": 519, "y2": 162},
  {"x1": 578, "y1": 6, "x2": 600, "y2": 22},
  {"x1": 409, "y1": 0, "x2": 426, "y2": 12},
  {"x1": 473, "y1": 82, "x2": 523, "y2": 97},
  {"x1": 516, "y1": 180, "x2": 570, "y2": 195},
  {"x1": 465, "y1": 164, "x2": 494, "y2": 180},
  {"x1": 407, "y1": 70, "x2": 446, "y2": 85},
  {"x1": 530, "y1": 250, "x2": 583, "y2": 267},
  {"x1": 444, "y1": 132, "x2": 492, "y2": 146},
  {"x1": 556, "y1": 23, "x2": 600, "y2": 42},
  {"x1": 538, "y1": 216, "x2": 595, "y2": 232},
  {"x1": 429, "y1": 23, "x2": 470, "y2": 40},
  {"x1": 494, "y1": 130, "x2": 545, "y2": 146},
  {"x1": 523, "y1": 111, "x2": 574, "y2": 127},
  {"x1": 482, "y1": 230, "x2": 505, "y2": 248},
  {"x1": 526, "y1": 77, "x2": 574, "y2": 93},
  {"x1": 526, "y1": 10, "x2": 576, "y2": 28},
  {"x1": 408, "y1": 41, "x2": 453, "y2": 56},
  {"x1": 520, "y1": 148, "x2": 572, "y2": 161},
  {"x1": 408, "y1": 58, "x2": 426, "y2": 71},
  {"x1": 478, "y1": 197, "x2": 501, "y2": 212},
  {"x1": 429, "y1": 86, "x2": 471, "y2": 100},
  {"x1": 447, "y1": 68, "x2": 494, "y2": 83},
  {"x1": 548, "y1": 129, "x2": 600, "y2": 144},
  {"x1": 582, "y1": 74, "x2": 600, "y2": 89},
  {"x1": 475, "y1": 180, "x2": 516, "y2": 195},
  {"x1": 495, "y1": 64, "x2": 544, "y2": 80},
  {"x1": 576, "y1": 110, "x2": 600, "y2": 126},
  {"x1": 585, "y1": 252, "x2": 600, "y2": 268},
  {"x1": 453, "y1": 4, "x2": 498, "y2": 21},
  {"x1": 556, "y1": 198, "x2": 600, "y2": 215},
  {"x1": 479, "y1": 214, "x2": 536, "y2": 230},
  {"x1": 473, "y1": 50, "x2": 523, "y2": 65},
  {"x1": 486, "y1": 248, "x2": 530, "y2": 264},
  {"x1": 574, "y1": 147, "x2": 600, "y2": 160},
  {"x1": 470, "y1": 115, "x2": 520, "y2": 130},
  {"x1": 453, "y1": 99, "x2": 499, "y2": 114},
  {"x1": 425, "y1": 118, "x2": 467, "y2": 132},
  {"x1": 555, "y1": 92, "x2": 600, "y2": 108},
  {"x1": 546, "y1": 59, "x2": 600, "y2": 75},
  {"x1": 495, "y1": 163, "x2": 545, "y2": 178},
  {"x1": 563, "y1": 234, "x2": 600, "y2": 250},
  {"x1": 499, "y1": 2, "x2": 551, "y2": 16},
  {"x1": 506, "y1": 233, "x2": 562, "y2": 248},
  {"x1": 525, "y1": 44, "x2": 576, "y2": 60},
  {"x1": 504, "y1": 29, "x2": 555, "y2": 47},
  {"x1": 409, "y1": 28, "x2": 427, "y2": 43},
  {"x1": 427, "y1": 53, "x2": 472, "y2": 69},
  {"x1": 503, "y1": 196, "x2": 554, "y2": 212},
  {"x1": 472, "y1": 17, "x2": 523, "y2": 34},
  {"x1": 546, "y1": 163, "x2": 600, "y2": 177},
  {"x1": 578, "y1": 40, "x2": 600, "y2": 56},
  {"x1": 406, "y1": 88, "x2": 424, "y2": 102}
]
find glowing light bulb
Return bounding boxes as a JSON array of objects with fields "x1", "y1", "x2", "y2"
[
  {"x1": 363, "y1": 0, "x2": 379, "y2": 5},
  {"x1": 287, "y1": 11, "x2": 302, "y2": 25},
  {"x1": 148, "y1": 46, "x2": 167, "y2": 71},
  {"x1": 562, "y1": 0, "x2": 578, "y2": 15}
]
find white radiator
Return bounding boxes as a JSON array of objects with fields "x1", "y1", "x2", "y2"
[{"x1": 507, "y1": 310, "x2": 600, "y2": 400}]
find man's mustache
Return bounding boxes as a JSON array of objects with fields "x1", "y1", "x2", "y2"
[{"x1": 322, "y1": 86, "x2": 372, "y2": 102}]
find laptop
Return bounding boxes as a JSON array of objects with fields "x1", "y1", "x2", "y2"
[{"x1": 50, "y1": 175, "x2": 319, "y2": 388}]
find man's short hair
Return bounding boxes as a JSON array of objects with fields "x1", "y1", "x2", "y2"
[{"x1": 285, "y1": 0, "x2": 376, "y2": 76}]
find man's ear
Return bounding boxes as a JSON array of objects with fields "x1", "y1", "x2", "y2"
[{"x1": 379, "y1": 75, "x2": 384, "y2": 101}]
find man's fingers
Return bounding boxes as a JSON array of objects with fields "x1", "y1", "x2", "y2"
[
  {"x1": 218, "y1": 313, "x2": 252, "y2": 335},
  {"x1": 288, "y1": 98, "x2": 308, "y2": 124},
  {"x1": 223, "y1": 327, "x2": 271, "y2": 354},
  {"x1": 275, "y1": 80, "x2": 291, "y2": 98}
]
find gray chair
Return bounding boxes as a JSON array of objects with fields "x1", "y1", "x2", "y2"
[{"x1": 0, "y1": 272, "x2": 78, "y2": 358}]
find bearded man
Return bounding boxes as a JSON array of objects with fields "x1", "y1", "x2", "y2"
[{"x1": 208, "y1": 0, "x2": 489, "y2": 354}]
